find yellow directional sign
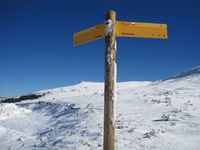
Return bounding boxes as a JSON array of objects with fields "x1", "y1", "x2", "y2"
[
  {"x1": 73, "y1": 23, "x2": 104, "y2": 46},
  {"x1": 73, "y1": 21, "x2": 167, "y2": 46},
  {"x1": 116, "y1": 21, "x2": 168, "y2": 39}
]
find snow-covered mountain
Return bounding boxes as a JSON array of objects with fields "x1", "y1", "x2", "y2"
[{"x1": 0, "y1": 67, "x2": 200, "y2": 150}]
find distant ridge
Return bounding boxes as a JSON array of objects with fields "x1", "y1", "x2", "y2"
[{"x1": 164, "y1": 66, "x2": 200, "y2": 81}]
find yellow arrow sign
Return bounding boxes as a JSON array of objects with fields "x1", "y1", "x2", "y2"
[
  {"x1": 116, "y1": 21, "x2": 167, "y2": 39},
  {"x1": 73, "y1": 23, "x2": 104, "y2": 46},
  {"x1": 73, "y1": 21, "x2": 167, "y2": 46}
]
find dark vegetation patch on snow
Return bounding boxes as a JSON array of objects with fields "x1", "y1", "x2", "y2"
[{"x1": 1, "y1": 94, "x2": 44, "y2": 103}]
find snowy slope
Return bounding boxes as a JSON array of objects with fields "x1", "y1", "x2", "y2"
[{"x1": 0, "y1": 71, "x2": 200, "y2": 149}]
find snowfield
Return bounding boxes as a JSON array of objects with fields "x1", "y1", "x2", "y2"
[{"x1": 0, "y1": 67, "x2": 200, "y2": 150}]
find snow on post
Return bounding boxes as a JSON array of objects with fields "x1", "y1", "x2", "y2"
[
  {"x1": 112, "y1": 62, "x2": 117, "y2": 125},
  {"x1": 105, "y1": 19, "x2": 113, "y2": 36}
]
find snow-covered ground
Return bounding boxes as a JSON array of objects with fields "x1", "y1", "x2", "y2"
[{"x1": 0, "y1": 67, "x2": 200, "y2": 150}]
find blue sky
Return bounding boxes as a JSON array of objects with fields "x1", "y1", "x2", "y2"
[{"x1": 1, "y1": 0, "x2": 200, "y2": 97}]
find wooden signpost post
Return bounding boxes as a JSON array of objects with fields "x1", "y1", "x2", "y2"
[{"x1": 73, "y1": 10, "x2": 168, "y2": 150}]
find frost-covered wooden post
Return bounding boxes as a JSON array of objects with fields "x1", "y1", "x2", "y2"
[{"x1": 104, "y1": 10, "x2": 117, "y2": 150}]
